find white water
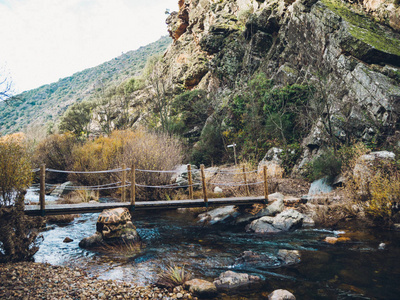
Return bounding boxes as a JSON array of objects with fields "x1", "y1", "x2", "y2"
[{"x1": 25, "y1": 187, "x2": 59, "y2": 203}]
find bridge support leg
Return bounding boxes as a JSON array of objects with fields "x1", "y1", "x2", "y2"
[
  {"x1": 263, "y1": 165, "x2": 268, "y2": 204},
  {"x1": 187, "y1": 164, "x2": 193, "y2": 200},
  {"x1": 130, "y1": 163, "x2": 136, "y2": 208},
  {"x1": 200, "y1": 164, "x2": 208, "y2": 206}
]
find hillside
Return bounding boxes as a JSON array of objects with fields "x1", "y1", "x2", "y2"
[{"x1": 0, "y1": 35, "x2": 171, "y2": 135}]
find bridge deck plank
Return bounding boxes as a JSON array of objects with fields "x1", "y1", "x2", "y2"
[{"x1": 24, "y1": 196, "x2": 266, "y2": 216}]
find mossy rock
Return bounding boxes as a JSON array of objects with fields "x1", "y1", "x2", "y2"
[{"x1": 322, "y1": 0, "x2": 400, "y2": 67}]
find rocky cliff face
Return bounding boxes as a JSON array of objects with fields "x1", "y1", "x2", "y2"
[{"x1": 160, "y1": 0, "x2": 400, "y2": 170}]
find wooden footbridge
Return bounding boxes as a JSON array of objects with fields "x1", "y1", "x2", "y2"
[{"x1": 25, "y1": 164, "x2": 269, "y2": 216}]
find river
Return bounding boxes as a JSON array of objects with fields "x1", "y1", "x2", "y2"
[{"x1": 33, "y1": 208, "x2": 400, "y2": 299}]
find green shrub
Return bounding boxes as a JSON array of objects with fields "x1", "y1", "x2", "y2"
[{"x1": 307, "y1": 148, "x2": 342, "y2": 183}]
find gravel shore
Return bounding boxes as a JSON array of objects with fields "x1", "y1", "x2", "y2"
[{"x1": 0, "y1": 262, "x2": 194, "y2": 300}]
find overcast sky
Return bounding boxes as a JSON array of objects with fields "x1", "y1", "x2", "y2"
[{"x1": 0, "y1": 0, "x2": 178, "y2": 93}]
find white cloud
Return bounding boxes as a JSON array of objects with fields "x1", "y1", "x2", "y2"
[{"x1": 0, "y1": 0, "x2": 178, "y2": 92}]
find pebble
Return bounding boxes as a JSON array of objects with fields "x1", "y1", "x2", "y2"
[{"x1": 0, "y1": 262, "x2": 193, "y2": 300}]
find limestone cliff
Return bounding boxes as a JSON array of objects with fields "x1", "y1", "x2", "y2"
[{"x1": 158, "y1": 0, "x2": 400, "y2": 170}]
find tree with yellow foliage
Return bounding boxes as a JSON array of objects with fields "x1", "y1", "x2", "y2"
[{"x1": 0, "y1": 133, "x2": 32, "y2": 206}]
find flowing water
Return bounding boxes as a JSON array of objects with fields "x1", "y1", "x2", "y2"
[{"x1": 34, "y1": 209, "x2": 400, "y2": 299}]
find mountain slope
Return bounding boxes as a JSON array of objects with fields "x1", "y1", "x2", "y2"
[{"x1": 0, "y1": 36, "x2": 171, "y2": 135}]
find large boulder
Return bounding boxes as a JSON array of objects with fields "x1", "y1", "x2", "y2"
[
  {"x1": 49, "y1": 181, "x2": 73, "y2": 197},
  {"x1": 272, "y1": 209, "x2": 305, "y2": 231},
  {"x1": 184, "y1": 279, "x2": 217, "y2": 298},
  {"x1": 258, "y1": 148, "x2": 285, "y2": 178},
  {"x1": 79, "y1": 207, "x2": 140, "y2": 249},
  {"x1": 235, "y1": 197, "x2": 285, "y2": 224},
  {"x1": 213, "y1": 270, "x2": 261, "y2": 290},
  {"x1": 172, "y1": 164, "x2": 200, "y2": 188},
  {"x1": 353, "y1": 151, "x2": 396, "y2": 196},
  {"x1": 247, "y1": 209, "x2": 305, "y2": 234}
]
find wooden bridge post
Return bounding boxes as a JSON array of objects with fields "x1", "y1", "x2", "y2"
[
  {"x1": 187, "y1": 164, "x2": 193, "y2": 200},
  {"x1": 263, "y1": 165, "x2": 268, "y2": 202},
  {"x1": 122, "y1": 163, "x2": 126, "y2": 202},
  {"x1": 243, "y1": 165, "x2": 250, "y2": 197},
  {"x1": 200, "y1": 164, "x2": 208, "y2": 207},
  {"x1": 39, "y1": 164, "x2": 46, "y2": 216},
  {"x1": 130, "y1": 163, "x2": 136, "y2": 208}
]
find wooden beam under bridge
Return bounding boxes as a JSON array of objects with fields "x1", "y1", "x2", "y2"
[{"x1": 24, "y1": 196, "x2": 267, "y2": 216}]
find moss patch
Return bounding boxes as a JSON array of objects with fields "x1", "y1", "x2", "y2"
[{"x1": 322, "y1": 0, "x2": 400, "y2": 57}]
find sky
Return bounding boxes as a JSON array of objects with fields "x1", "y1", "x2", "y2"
[{"x1": 0, "y1": 0, "x2": 178, "y2": 93}]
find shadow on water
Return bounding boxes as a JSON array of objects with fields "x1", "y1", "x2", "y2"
[{"x1": 34, "y1": 209, "x2": 400, "y2": 299}]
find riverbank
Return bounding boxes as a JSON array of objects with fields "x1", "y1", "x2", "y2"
[{"x1": 0, "y1": 262, "x2": 193, "y2": 300}]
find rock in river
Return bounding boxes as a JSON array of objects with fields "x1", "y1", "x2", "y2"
[
  {"x1": 247, "y1": 209, "x2": 305, "y2": 234},
  {"x1": 213, "y1": 270, "x2": 261, "y2": 290},
  {"x1": 184, "y1": 279, "x2": 217, "y2": 298},
  {"x1": 79, "y1": 207, "x2": 140, "y2": 249}
]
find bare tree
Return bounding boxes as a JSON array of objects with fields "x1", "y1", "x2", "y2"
[
  {"x1": 0, "y1": 74, "x2": 17, "y2": 104},
  {"x1": 146, "y1": 56, "x2": 174, "y2": 135}
]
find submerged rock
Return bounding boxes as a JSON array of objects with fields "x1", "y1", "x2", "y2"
[
  {"x1": 79, "y1": 207, "x2": 140, "y2": 249},
  {"x1": 213, "y1": 270, "x2": 261, "y2": 290},
  {"x1": 235, "y1": 250, "x2": 301, "y2": 268},
  {"x1": 236, "y1": 251, "x2": 281, "y2": 268},
  {"x1": 277, "y1": 249, "x2": 301, "y2": 265}
]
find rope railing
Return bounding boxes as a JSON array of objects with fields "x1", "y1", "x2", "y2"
[
  {"x1": 136, "y1": 183, "x2": 202, "y2": 189},
  {"x1": 45, "y1": 168, "x2": 126, "y2": 174},
  {"x1": 135, "y1": 168, "x2": 181, "y2": 174},
  {"x1": 207, "y1": 181, "x2": 264, "y2": 187},
  {"x1": 34, "y1": 164, "x2": 269, "y2": 215}
]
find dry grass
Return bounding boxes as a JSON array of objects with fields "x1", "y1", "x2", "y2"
[
  {"x1": 46, "y1": 214, "x2": 80, "y2": 224},
  {"x1": 95, "y1": 240, "x2": 142, "y2": 257}
]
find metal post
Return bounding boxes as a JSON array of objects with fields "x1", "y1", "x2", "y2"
[
  {"x1": 122, "y1": 163, "x2": 126, "y2": 202},
  {"x1": 263, "y1": 165, "x2": 268, "y2": 201},
  {"x1": 130, "y1": 163, "x2": 136, "y2": 209},
  {"x1": 187, "y1": 164, "x2": 193, "y2": 200},
  {"x1": 40, "y1": 164, "x2": 46, "y2": 216},
  {"x1": 200, "y1": 164, "x2": 208, "y2": 206},
  {"x1": 243, "y1": 165, "x2": 249, "y2": 196}
]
